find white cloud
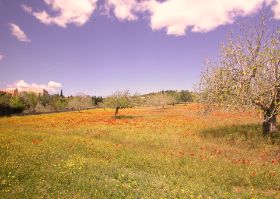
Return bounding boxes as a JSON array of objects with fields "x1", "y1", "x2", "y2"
[
  {"x1": 141, "y1": 0, "x2": 267, "y2": 36},
  {"x1": 6, "y1": 80, "x2": 62, "y2": 94},
  {"x1": 9, "y1": 23, "x2": 31, "y2": 42},
  {"x1": 104, "y1": 0, "x2": 139, "y2": 21},
  {"x1": 23, "y1": 0, "x2": 97, "y2": 28},
  {"x1": 48, "y1": 81, "x2": 62, "y2": 89},
  {"x1": 0, "y1": 54, "x2": 4, "y2": 61},
  {"x1": 22, "y1": 4, "x2": 32, "y2": 13},
  {"x1": 271, "y1": 0, "x2": 280, "y2": 19}
]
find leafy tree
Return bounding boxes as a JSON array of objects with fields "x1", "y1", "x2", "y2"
[
  {"x1": 9, "y1": 96, "x2": 25, "y2": 110},
  {"x1": 49, "y1": 95, "x2": 67, "y2": 111},
  {"x1": 180, "y1": 90, "x2": 192, "y2": 105},
  {"x1": 92, "y1": 96, "x2": 103, "y2": 106},
  {"x1": 0, "y1": 92, "x2": 11, "y2": 106},
  {"x1": 197, "y1": 17, "x2": 280, "y2": 135},
  {"x1": 104, "y1": 90, "x2": 133, "y2": 117},
  {"x1": 0, "y1": 94, "x2": 24, "y2": 116},
  {"x1": 22, "y1": 92, "x2": 39, "y2": 113},
  {"x1": 38, "y1": 89, "x2": 50, "y2": 107},
  {"x1": 39, "y1": 94, "x2": 50, "y2": 107},
  {"x1": 0, "y1": 93, "x2": 17, "y2": 116}
]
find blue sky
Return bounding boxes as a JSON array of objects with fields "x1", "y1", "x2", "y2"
[{"x1": 1, "y1": 0, "x2": 280, "y2": 96}]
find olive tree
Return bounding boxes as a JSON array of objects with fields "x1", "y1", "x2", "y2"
[
  {"x1": 104, "y1": 90, "x2": 133, "y2": 117},
  {"x1": 179, "y1": 90, "x2": 192, "y2": 105},
  {"x1": 147, "y1": 93, "x2": 174, "y2": 109},
  {"x1": 198, "y1": 17, "x2": 280, "y2": 136}
]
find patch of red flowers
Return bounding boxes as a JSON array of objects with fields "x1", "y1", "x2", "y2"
[{"x1": 32, "y1": 139, "x2": 43, "y2": 145}]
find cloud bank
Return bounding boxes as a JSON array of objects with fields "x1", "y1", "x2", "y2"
[
  {"x1": 6, "y1": 80, "x2": 62, "y2": 94},
  {"x1": 22, "y1": 0, "x2": 280, "y2": 36},
  {"x1": 9, "y1": 23, "x2": 31, "y2": 42},
  {"x1": 0, "y1": 54, "x2": 4, "y2": 61}
]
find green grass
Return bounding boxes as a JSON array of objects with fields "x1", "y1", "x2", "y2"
[{"x1": 0, "y1": 105, "x2": 280, "y2": 198}]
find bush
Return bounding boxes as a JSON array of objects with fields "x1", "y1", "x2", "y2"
[{"x1": 0, "y1": 104, "x2": 24, "y2": 116}]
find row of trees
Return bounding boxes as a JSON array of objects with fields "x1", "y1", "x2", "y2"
[
  {"x1": 142, "y1": 90, "x2": 193, "y2": 106},
  {"x1": 0, "y1": 91, "x2": 103, "y2": 116},
  {"x1": 0, "y1": 89, "x2": 193, "y2": 117},
  {"x1": 103, "y1": 90, "x2": 193, "y2": 117}
]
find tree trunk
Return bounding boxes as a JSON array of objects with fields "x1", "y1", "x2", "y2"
[
  {"x1": 263, "y1": 111, "x2": 277, "y2": 136},
  {"x1": 184, "y1": 101, "x2": 186, "y2": 106},
  {"x1": 115, "y1": 107, "x2": 119, "y2": 117}
]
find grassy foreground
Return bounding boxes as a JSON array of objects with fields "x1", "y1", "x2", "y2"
[{"x1": 0, "y1": 104, "x2": 280, "y2": 198}]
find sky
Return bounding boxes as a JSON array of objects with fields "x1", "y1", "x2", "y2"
[{"x1": 1, "y1": 0, "x2": 280, "y2": 96}]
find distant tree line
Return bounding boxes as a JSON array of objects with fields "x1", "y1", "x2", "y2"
[
  {"x1": 142, "y1": 90, "x2": 194, "y2": 107},
  {"x1": 0, "y1": 88, "x2": 193, "y2": 117},
  {"x1": 103, "y1": 89, "x2": 194, "y2": 117},
  {"x1": 0, "y1": 90, "x2": 103, "y2": 116}
]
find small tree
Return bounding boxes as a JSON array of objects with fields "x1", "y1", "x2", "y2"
[
  {"x1": 60, "y1": 89, "x2": 64, "y2": 97},
  {"x1": 198, "y1": 16, "x2": 280, "y2": 136},
  {"x1": 147, "y1": 93, "x2": 173, "y2": 109},
  {"x1": 104, "y1": 90, "x2": 133, "y2": 117},
  {"x1": 180, "y1": 90, "x2": 192, "y2": 105}
]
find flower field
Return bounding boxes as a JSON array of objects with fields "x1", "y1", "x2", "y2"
[{"x1": 0, "y1": 104, "x2": 280, "y2": 198}]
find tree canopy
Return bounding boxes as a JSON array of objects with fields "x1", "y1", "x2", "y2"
[
  {"x1": 198, "y1": 17, "x2": 280, "y2": 135},
  {"x1": 104, "y1": 90, "x2": 134, "y2": 117}
]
